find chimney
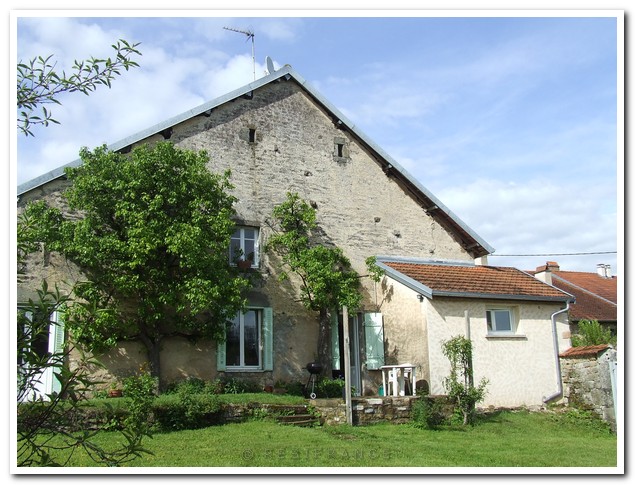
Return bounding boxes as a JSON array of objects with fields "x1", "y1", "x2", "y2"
[
  {"x1": 534, "y1": 261, "x2": 560, "y2": 285},
  {"x1": 597, "y1": 264, "x2": 611, "y2": 278}
]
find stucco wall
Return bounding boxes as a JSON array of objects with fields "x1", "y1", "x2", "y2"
[
  {"x1": 18, "y1": 78, "x2": 472, "y2": 389},
  {"x1": 375, "y1": 277, "x2": 429, "y2": 393},
  {"x1": 426, "y1": 297, "x2": 571, "y2": 408}
]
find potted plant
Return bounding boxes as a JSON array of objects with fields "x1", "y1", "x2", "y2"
[
  {"x1": 236, "y1": 252, "x2": 255, "y2": 270},
  {"x1": 108, "y1": 382, "x2": 123, "y2": 398}
]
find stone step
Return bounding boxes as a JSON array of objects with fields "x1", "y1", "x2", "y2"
[{"x1": 276, "y1": 414, "x2": 319, "y2": 427}]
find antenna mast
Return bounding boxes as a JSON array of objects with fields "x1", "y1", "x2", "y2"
[{"x1": 223, "y1": 26, "x2": 255, "y2": 81}]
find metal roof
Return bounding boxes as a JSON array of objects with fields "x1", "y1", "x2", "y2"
[{"x1": 17, "y1": 64, "x2": 494, "y2": 258}]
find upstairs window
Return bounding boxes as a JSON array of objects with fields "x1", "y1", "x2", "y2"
[{"x1": 230, "y1": 226, "x2": 260, "y2": 268}]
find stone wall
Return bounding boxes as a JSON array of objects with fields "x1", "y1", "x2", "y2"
[
  {"x1": 311, "y1": 396, "x2": 420, "y2": 426},
  {"x1": 560, "y1": 345, "x2": 617, "y2": 430}
]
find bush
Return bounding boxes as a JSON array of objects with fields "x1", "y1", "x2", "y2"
[
  {"x1": 411, "y1": 398, "x2": 447, "y2": 430},
  {"x1": 316, "y1": 378, "x2": 345, "y2": 398},
  {"x1": 222, "y1": 377, "x2": 261, "y2": 394},
  {"x1": 276, "y1": 380, "x2": 306, "y2": 396},
  {"x1": 122, "y1": 368, "x2": 157, "y2": 433},
  {"x1": 152, "y1": 391, "x2": 223, "y2": 431},
  {"x1": 571, "y1": 319, "x2": 617, "y2": 347}
]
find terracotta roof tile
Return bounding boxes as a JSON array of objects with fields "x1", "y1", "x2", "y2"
[
  {"x1": 383, "y1": 262, "x2": 571, "y2": 301},
  {"x1": 553, "y1": 271, "x2": 617, "y2": 303},
  {"x1": 551, "y1": 276, "x2": 617, "y2": 322},
  {"x1": 560, "y1": 344, "x2": 610, "y2": 358}
]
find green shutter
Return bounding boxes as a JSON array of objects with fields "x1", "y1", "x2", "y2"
[
  {"x1": 364, "y1": 313, "x2": 385, "y2": 370},
  {"x1": 216, "y1": 327, "x2": 227, "y2": 372},
  {"x1": 331, "y1": 312, "x2": 340, "y2": 370},
  {"x1": 262, "y1": 307, "x2": 273, "y2": 371},
  {"x1": 50, "y1": 312, "x2": 65, "y2": 394}
]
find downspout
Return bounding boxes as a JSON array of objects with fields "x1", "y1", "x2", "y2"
[{"x1": 543, "y1": 300, "x2": 571, "y2": 404}]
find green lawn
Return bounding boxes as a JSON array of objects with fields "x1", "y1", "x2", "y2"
[{"x1": 28, "y1": 409, "x2": 618, "y2": 469}]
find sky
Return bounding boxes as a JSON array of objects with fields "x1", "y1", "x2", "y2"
[{"x1": 12, "y1": 10, "x2": 622, "y2": 276}]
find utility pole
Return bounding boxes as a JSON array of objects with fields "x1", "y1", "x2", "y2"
[{"x1": 223, "y1": 26, "x2": 255, "y2": 81}]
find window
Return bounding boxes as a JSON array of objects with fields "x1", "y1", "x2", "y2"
[
  {"x1": 227, "y1": 310, "x2": 261, "y2": 368},
  {"x1": 17, "y1": 308, "x2": 65, "y2": 399},
  {"x1": 229, "y1": 227, "x2": 259, "y2": 268},
  {"x1": 486, "y1": 308, "x2": 516, "y2": 334},
  {"x1": 217, "y1": 307, "x2": 273, "y2": 371},
  {"x1": 248, "y1": 128, "x2": 256, "y2": 143}
]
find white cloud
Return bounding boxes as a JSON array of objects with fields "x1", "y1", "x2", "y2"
[{"x1": 436, "y1": 178, "x2": 619, "y2": 273}]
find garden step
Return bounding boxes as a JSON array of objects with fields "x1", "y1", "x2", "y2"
[{"x1": 276, "y1": 414, "x2": 319, "y2": 426}]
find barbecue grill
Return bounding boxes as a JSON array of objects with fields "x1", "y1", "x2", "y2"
[{"x1": 305, "y1": 362, "x2": 323, "y2": 399}]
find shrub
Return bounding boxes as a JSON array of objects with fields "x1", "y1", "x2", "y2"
[
  {"x1": 122, "y1": 367, "x2": 157, "y2": 434},
  {"x1": 152, "y1": 391, "x2": 223, "y2": 431},
  {"x1": 411, "y1": 398, "x2": 447, "y2": 430},
  {"x1": 316, "y1": 378, "x2": 345, "y2": 398},
  {"x1": 222, "y1": 377, "x2": 260, "y2": 394},
  {"x1": 571, "y1": 319, "x2": 616, "y2": 347},
  {"x1": 276, "y1": 380, "x2": 306, "y2": 397},
  {"x1": 442, "y1": 335, "x2": 488, "y2": 425}
]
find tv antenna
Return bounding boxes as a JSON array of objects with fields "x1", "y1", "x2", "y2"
[{"x1": 224, "y1": 26, "x2": 255, "y2": 81}]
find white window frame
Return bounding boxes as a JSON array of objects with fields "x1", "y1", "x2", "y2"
[
  {"x1": 229, "y1": 226, "x2": 260, "y2": 268},
  {"x1": 486, "y1": 308, "x2": 518, "y2": 335}
]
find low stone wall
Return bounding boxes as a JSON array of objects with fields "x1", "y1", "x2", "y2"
[
  {"x1": 560, "y1": 345, "x2": 617, "y2": 431},
  {"x1": 310, "y1": 396, "x2": 420, "y2": 426}
]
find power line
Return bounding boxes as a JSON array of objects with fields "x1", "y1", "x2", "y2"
[{"x1": 491, "y1": 251, "x2": 617, "y2": 257}]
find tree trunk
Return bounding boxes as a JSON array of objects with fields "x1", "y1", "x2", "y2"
[
  {"x1": 316, "y1": 309, "x2": 332, "y2": 379},
  {"x1": 138, "y1": 332, "x2": 163, "y2": 390}
]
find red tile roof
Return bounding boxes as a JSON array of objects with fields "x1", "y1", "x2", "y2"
[
  {"x1": 551, "y1": 275, "x2": 617, "y2": 322},
  {"x1": 528, "y1": 265, "x2": 618, "y2": 323},
  {"x1": 554, "y1": 271, "x2": 617, "y2": 303},
  {"x1": 560, "y1": 344, "x2": 611, "y2": 358},
  {"x1": 382, "y1": 261, "x2": 571, "y2": 301}
]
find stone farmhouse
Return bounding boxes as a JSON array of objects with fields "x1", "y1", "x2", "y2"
[{"x1": 17, "y1": 63, "x2": 574, "y2": 408}]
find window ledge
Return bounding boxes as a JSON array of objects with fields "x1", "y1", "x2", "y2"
[
  {"x1": 224, "y1": 368, "x2": 267, "y2": 373},
  {"x1": 486, "y1": 333, "x2": 527, "y2": 340}
]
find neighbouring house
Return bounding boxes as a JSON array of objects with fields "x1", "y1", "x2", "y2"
[
  {"x1": 533, "y1": 261, "x2": 618, "y2": 339},
  {"x1": 17, "y1": 63, "x2": 573, "y2": 408}
]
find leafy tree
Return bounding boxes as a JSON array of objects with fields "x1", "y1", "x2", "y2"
[
  {"x1": 19, "y1": 142, "x2": 251, "y2": 386},
  {"x1": 16, "y1": 281, "x2": 153, "y2": 467},
  {"x1": 571, "y1": 319, "x2": 616, "y2": 347},
  {"x1": 16, "y1": 38, "x2": 152, "y2": 467},
  {"x1": 442, "y1": 335, "x2": 488, "y2": 425},
  {"x1": 265, "y1": 192, "x2": 383, "y2": 375},
  {"x1": 17, "y1": 39, "x2": 141, "y2": 136}
]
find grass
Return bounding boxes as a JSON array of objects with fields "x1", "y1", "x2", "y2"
[{"x1": 26, "y1": 409, "x2": 617, "y2": 469}]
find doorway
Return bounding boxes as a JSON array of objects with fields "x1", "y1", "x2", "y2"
[{"x1": 332, "y1": 313, "x2": 362, "y2": 396}]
